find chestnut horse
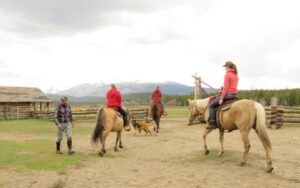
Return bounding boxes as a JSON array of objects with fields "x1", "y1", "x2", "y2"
[
  {"x1": 150, "y1": 103, "x2": 163, "y2": 133},
  {"x1": 188, "y1": 98, "x2": 274, "y2": 173},
  {"x1": 91, "y1": 108, "x2": 131, "y2": 157}
]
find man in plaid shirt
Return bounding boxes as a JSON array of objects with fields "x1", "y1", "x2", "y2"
[{"x1": 54, "y1": 96, "x2": 75, "y2": 155}]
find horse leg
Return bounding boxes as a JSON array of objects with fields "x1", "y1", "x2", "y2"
[
  {"x1": 239, "y1": 131, "x2": 251, "y2": 166},
  {"x1": 154, "y1": 120, "x2": 159, "y2": 133},
  {"x1": 115, "y1": 131, "x2": 121, "y2": 152},
  {"x1": 254, "y1": 129, "x2": 273, "y2": 173},
  {"x1": 203, "y1": 128, "x2": 213, "y2": 155},
  {"x1": 99, "y1": 130, "x2": 109, "y2": 157},
  {"x1": 218, "y1": 128, "x2": 225, "y2": 157},
  {"x1": 119, "y1": 132, "x2": 123, "y2": 149}
]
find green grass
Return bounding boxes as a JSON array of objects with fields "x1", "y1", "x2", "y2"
[
  {"x1": 166, "y1": 107, "x2": 189, "y2": 118},
  {"x1": 0, "y1": 120, "x2": 99, "y2": 172},
  {"x1": 0, "y1": 139, "x2": 86, "y2": 172},
  {"x1": 0, "y1": 119, "x2": 92, "y2": 135}
]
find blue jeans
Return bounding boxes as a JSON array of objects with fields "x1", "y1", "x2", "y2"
[
  {"x1": 56, "y1": 122, "x2": 72, "y2": 142},
  {"x1": 208, "y1": 93, "x2": 237, "y2": 122}
]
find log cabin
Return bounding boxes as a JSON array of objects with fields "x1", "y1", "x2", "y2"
[{"x1": 0, "y1": 86, "x2": 53, "y2": 119}]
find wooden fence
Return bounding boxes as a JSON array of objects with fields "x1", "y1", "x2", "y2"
[
  {"x1": 265, "y1": 106, "x2": 300, "y2": 129},
  {"x1": 129, "y1": 108, "x2": 152, "y2": 123},
  {"x1": 2, "y1": 106, "x2": 300, "y2": 130},
  {"x1": 30, "y1": 109, "x2": 98, "y2": 120}
]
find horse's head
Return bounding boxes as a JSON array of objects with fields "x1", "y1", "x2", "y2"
[
  {"x1": 188, "y1": 99, "x2": 199, "y2": 124},
  {"x1": 188, "y1": 98, "x2": 209, "y2": 124}
]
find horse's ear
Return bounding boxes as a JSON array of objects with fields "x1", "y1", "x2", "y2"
[{"x1": 188, "y1": 99, "x2": 192, "y2": 105}]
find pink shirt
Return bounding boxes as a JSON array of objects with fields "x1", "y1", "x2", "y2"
[{"x1": 221, "y1": 68, "x2": 239, "y2": 99}]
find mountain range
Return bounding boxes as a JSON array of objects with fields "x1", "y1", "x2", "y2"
[{"x1": 53, "y1": 81, "x2": 209, "y2": 97}]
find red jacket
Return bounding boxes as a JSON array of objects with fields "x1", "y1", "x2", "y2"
[
  {"x1": 221, "y1": 68, "x2": 239, "y2": 99},
  {"x1": 152, "y1": 89, "x2": 162, "y2": 104},
  {"x1": 106, "y1": 88, "x2": 122, "y2": 108}
]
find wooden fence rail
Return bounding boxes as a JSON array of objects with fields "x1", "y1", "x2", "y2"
[
  {"x1": 265, "y1": 106, "x2": 300, "y2": 129},
  {"x1": 2, "y1": 106, "x2": 300, "y2": 130}
]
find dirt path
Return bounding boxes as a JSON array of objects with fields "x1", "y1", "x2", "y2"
[{"x1": 1, "y1": 118, "x2": 299, "y2": 188}]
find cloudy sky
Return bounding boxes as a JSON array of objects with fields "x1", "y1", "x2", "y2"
[{"x1": 0, "y1": 0, "x2": 300, "y2": 92}]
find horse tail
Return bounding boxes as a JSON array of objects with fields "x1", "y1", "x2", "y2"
[
  {"x1": 255, "y1": 102, "x2": 272, "y2": 153},
  {"x1": 91, "y1": 108, "x2": 105, "y2": 144},
  {"x1": 152, "y1": 104, "x2": 158, "y2": 122}
]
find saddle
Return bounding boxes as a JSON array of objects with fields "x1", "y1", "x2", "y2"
[
  {"x1": 216, "y1": 97, "x2": 238, "y2": 129},
  {"x1": 219, "y1": 97, "x2": 238, "y2": 111},
  {"x1": 108, "y1": 107, "x2": 123, "y2": 118}
]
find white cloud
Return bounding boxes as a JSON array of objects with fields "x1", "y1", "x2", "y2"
[{"x1": 0, "y1": 0, "x2": 299, "y2": 91}]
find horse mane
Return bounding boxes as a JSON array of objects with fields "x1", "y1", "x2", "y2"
[{"x1": 189, "y1": 98, "x2": 210, "y2": 112}]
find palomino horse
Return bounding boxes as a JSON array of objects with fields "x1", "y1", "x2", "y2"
[
  {"x1": 188, "y1": 98, "x2": 274, "y2": 173},
  {"x1": 91, "y1": 108, "x2": 131, "y2": 157},
  {"x1": 150, "y1": 103, "x2": 163, "y2": 133}
]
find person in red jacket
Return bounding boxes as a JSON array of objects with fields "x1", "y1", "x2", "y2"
[
  {"x1": 152, "y1": 86, "x2": 166, "y2": 114},
  {"x1": 106, "y1": 84, "x2": 128, "y2": 127},
  {"x1": 207, "y1": 61, "x2": 239, "y2": 129}
]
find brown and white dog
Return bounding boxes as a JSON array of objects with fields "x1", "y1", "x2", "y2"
[{"x1": 132, "y1": 120, "x2": 152, "y2": 135}]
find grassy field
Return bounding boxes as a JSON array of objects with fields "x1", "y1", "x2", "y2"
[
  {"x1": 0, "y1": 119, "x2": 93, "y2": 172},
  {"x1": 0, "y1": 107, "x2": 188, "y2": 173},
  {"x1": 165, "y1": 106, "x2": 189, "y2": 118}
]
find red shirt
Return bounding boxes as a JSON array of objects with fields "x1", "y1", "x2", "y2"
[
  {"x1": 221, "y1": 68, "x2": 239, "y2": 99},
  {"x1": 152, "y1": 89, "x2": 162, "y2": 104},
  {"x1": 106, "y1": 88, "x2": 122, "y2": 108}
]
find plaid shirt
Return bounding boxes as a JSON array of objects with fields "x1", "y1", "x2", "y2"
[{"x1": 54, "y1": 104, "x2": 74, "y2": 125}]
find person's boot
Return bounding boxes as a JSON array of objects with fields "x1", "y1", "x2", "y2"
[
  {"x1": 123, "y1": 117, "x2": 131, "y2": 131},
  {"x1": 56, "y1": 142, "x2": 63, "y2": 154},
  {"x1": 67, "y1": 140, "x2": 75, "y2": 155},
  {"x1": 206, "y1": 120, "x2": 218, "y2": 129}
]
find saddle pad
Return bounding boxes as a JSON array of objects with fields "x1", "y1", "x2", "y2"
[{"x1": 116, "y1": 112, "x2": 123, "y2": 117}]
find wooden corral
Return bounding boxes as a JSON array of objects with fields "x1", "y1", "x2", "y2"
[
  {"x1": 265, "y1": 106, "x2": 300, "y2": 129},
  {"x1": 129, "y1": 108, "x2": 152, "y2": 123},
  {"x1": 0, "y1": 86, "x2": 53, "y2": 120}
]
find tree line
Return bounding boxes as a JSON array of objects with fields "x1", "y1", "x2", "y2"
[{"x1": 163, "y1": 89, "x2": 300, "y2": 106}]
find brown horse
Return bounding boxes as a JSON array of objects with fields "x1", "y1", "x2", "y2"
[
  {"x1": 91, "y1": 108, "x2": 131, "y2": 157},
  {"x1": 188, "y1": 98, "x2": 274, "y2": 173},
  {"x1": 150, "y1": 103, "x2": 163, "y2": 133}
]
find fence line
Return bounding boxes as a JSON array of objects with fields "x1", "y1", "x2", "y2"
[{"x1": 265, "y1": 106, "x2": 300, "y2": 129}]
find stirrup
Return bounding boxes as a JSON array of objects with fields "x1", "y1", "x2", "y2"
[{"x1": 206, "y1": 122, "x2": 218, "y2": 129}]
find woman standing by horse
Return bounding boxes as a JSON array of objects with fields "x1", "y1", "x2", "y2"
[{"x1": 91, "y1": 84, "x2": 130, "y2": 157}]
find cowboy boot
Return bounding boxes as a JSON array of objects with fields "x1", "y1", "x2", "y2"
[
  {"x1": 67, "y1": 140, "x2": 75, "y2": 155},
  {"x1": 206, "y1": 120, "x2": 218, "y2": 129},
  {"x1": 56, "y1": 142, "x2": 63, "y2": 154}
]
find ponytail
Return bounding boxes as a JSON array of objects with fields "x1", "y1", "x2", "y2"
[{"x1": 231, "y1": 64, "x2": 238, "y2": 74}]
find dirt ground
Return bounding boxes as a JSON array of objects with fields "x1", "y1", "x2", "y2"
[{"x1": 1, "y1": 118, "x2": 299, "y2": 188}]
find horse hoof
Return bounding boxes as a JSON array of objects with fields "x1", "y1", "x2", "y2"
[
  {"x1": 204, "y1": 150, "x2": 210, "y2": 155},
  {"x1": 99, "y1": 152, "x2": 104, "y2": 157},
  {"x1": 114, "y1": 148, "x2": 118, "y2": 152},
  {"x1": 239, "y1": 162, "x2": 246, "y2": 166},
  {"x1": 266, "y1": 166, "x2": 274, "y2": 173},
  {"x1": 119, "y1": 145, "x2": 123, "y2": 149},
  {"x1": 218, "y1": 152, "x2": 224, "y2": 157}
]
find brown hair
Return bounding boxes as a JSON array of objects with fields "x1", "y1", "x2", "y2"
[{"x1": 224, "y1": 61, "x2": 238, "y2": 74}]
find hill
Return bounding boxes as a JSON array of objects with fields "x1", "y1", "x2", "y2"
[{"x1": 54, "y1": 81, "x2": 210, "y2": 97}]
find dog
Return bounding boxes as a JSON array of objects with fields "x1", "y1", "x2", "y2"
[{"x1": 132, "y1": 120, "x2": 152, "y2": 135}]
